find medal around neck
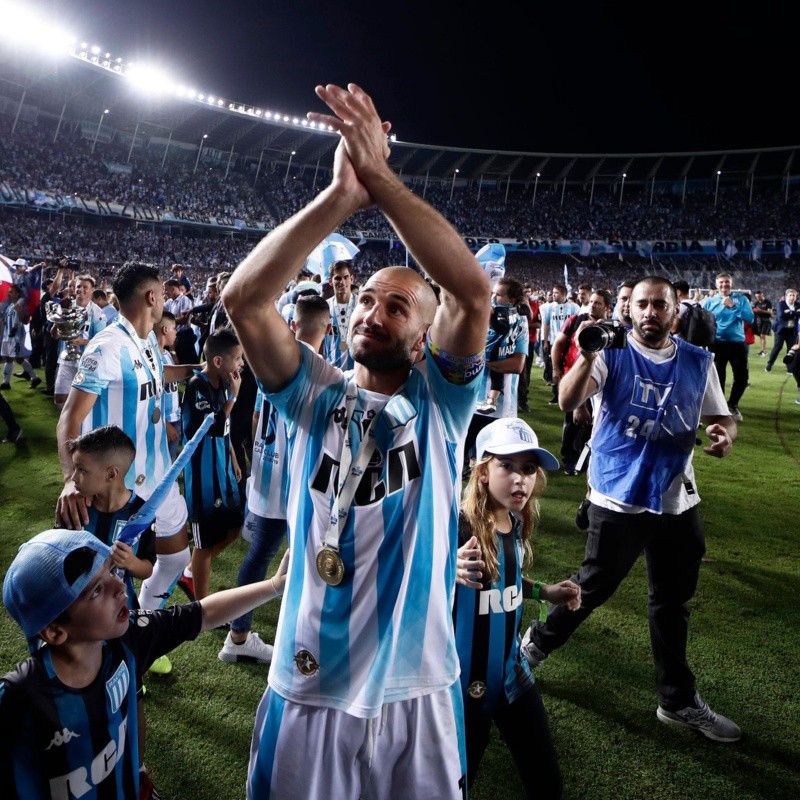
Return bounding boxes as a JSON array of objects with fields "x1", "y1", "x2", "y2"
[
  {"x1": 316, "y1": 546, "x2": 345, "y2": 586},
  {"x1": 151, "y1": 406, "x2": 161, "y2": 424}
]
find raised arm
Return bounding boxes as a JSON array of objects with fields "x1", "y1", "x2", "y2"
[
  {"x1": 309, "y1": 83, "x2": 490, "y2": 357},
  {"x1": 223, "y1": 138, "x2": 370, "y2": 390}
]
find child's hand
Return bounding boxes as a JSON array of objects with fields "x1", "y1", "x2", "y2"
[
  {"x1": 456, "y1": 536, "x2": 484, "y2": 589},
  {"x1": 544, "y1": 580, "x2": 581, "y2": 611},
  {"x1": 270, "y1": 549, "x2": 290, "y2": 595},
  {"x1": 110, "y1": 540, "x2": 135, "y2": 571},
  {"x1": 227, "y1": 369, "x2": 242, "y2": 396},
  {"x1": 166, "y1": 421, "x2": 178, "y2": 443}
]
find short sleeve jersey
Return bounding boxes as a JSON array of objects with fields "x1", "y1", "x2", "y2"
[
  {"x1": 265, "y1": 342, "x2": 482, "y2": 718},
  {"x1": 72, "y1": 319, "x2": 172, "y2": 499},
  {"x1": 0, "y1": 604, "x2": 202, "y2": 800}
]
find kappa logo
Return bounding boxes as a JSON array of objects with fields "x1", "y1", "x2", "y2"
[
  {"x1": 132, "y1": 359, "x2": 143, "y2": 370},
  {"x1": 46, "y1": 727, "x2": 81, "y2": 750}
]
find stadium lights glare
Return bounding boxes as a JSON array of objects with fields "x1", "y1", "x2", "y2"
[
  {"x1": 0, "y1": 0, "x2": 361, "y2": 140},
  {"x1": 0, "y1": 1, "x2": 75, "y2": 56}
]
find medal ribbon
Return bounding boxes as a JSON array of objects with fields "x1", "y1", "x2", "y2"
[
  {"x1": 116, "y1": 315, "x2": 163, "y2": 409},
  {"x1": 324, "y1": 377, "x2": 382, "y2": 554}
]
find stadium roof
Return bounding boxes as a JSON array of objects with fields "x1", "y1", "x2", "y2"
[{"x1": 1, "y1": 43, "x2": 799, "y2": 192}]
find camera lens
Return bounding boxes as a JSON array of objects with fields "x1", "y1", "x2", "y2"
[{"x1": 578, "y1": 325, "x2": 611, "y2": 352}]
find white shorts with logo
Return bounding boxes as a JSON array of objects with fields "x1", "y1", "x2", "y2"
[
  {"x1": 247, "y1": 685, "x2": 466, "y2": 800},
  {"x1": 54, "y1": 360, "x2": 79, "y2": 395},
  {"x1": 152, "y1": 482, "x2": 188, "y2": 538}
]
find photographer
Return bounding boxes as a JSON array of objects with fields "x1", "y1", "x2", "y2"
[
  {"x1": 464, "y1": 277, "x2": 528, "y2": 472},
  {"x1": 550, "y1": 289, "x2": 612, "y2": 475},
  {"x1": 521, "y1": 277, "x2": 742, "y2": 744}
]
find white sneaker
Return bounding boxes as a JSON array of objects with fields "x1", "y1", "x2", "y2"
[
  {"x1": 727, "y1": 405, "x2": 743, "y2": 422},
  {"x1": 218, "y1": 631, "x2": 273, "y2": 664},
  {"x1": 520, "y1": 627, "x2": 548, "y2": 668},
  {"x1": 476, "y1": 398, "x2": 497, "y2": 414},
  {"x1": 656, "y1": 693, "x2": 741, "y2": 742}
]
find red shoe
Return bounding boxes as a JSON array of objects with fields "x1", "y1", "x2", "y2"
[{"x1": 177, "y1": 574, "x2": 195, "y2": 601}]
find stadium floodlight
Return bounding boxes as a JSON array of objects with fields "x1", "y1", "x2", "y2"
[
  {"x1": 126, "y1": 63, "x2": 176, "y2": 96},
  {"x1": 714, "y1": 170, "x2": 721, "y2": 207},
  {"x1": 532, "y1": 172, "x2": 541, "y2": 208},
  {"x1": 0, "y1": 0, "x2": 74, "y2": 56},
  {"x1": 619, "y1": 172, "x2": 627, "y2": 207}
]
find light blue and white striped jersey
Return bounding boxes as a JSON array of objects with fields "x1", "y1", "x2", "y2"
[
  {"x1": 323, "y1": 295, "x2": 356, "y2": 370},
  {"x1": 72, "y1": 319, "x2": 172, "y2": 499},
  {"x1": 160, "y1": 348, "x2": 181, "y2": 423},
  {"x1": 249, "y1": 384, "x2": 288, "y2": 520},
  {"x1": 267, "y1": 343, "x2": 482, "y2": 718}
]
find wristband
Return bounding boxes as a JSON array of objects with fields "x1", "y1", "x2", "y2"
[
  {"x1": 226, "y1": 392, "x2": 238, "y2": 403},
  {"x1": 270, "y1": 577, "x2": 284, "y2": 597},
  {"x1": 531, "y1": 580, "x2": 542, "y2": 601}
]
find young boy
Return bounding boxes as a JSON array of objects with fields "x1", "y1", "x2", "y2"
[
  {"x1": 1, "y1": 528, "x2": 287, "y2": 800},
  {"x1": 154, "y1": 311, "x2": 183, "y2": 463},
  {"x1": 67, "y1": 425, "x2": 156, "y2": 610},
  {"x1": 181, "y1": 326, "x2": 244, "y2": 601}
]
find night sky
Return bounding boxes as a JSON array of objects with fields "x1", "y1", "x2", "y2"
[{"x1": 44, "y1": 0, "x2": 792, "y2": 155}]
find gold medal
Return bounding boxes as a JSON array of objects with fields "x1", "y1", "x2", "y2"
[
  {"x1": 468, "y1": 680, "x2": 486, "y2": 699},
  {"x1": 151, "y1": 406, "x2": 161, "y2": 424},
  {"x1": 316, "y1": 546, "x2": 346, "y2": 586},
  {"x1": 339, "y1": 341, "x2": 348, "y2": 352}
]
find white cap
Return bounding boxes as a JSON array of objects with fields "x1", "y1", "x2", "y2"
[
  {"x1": 475, "y1": 418, "x2": 559, "y2": 470},
  {"x1": 13, "y1": 258, "x2": 28, "y2": 268},
  {"x1": 294, "y1": 280, "x2": 322, "y2": 296}
]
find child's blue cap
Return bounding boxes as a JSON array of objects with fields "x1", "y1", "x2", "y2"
[
  {"x1": 476, "y1": 418, "x2": 560, "y2": 471},
  {"x1": 3, "y1": 529, "x2": 111, "y2": 650}
]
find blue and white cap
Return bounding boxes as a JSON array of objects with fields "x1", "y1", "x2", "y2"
[
  {"x1": 475, "y1": 418, "x2": 559, "y2": 471},
  {"x1": 3, "y1": 529, "x2": 111, "y2": 650}
]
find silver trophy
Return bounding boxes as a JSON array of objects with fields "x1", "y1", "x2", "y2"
[{"x1": 46, "y1": 301, "x2": 89, "y2": 363}]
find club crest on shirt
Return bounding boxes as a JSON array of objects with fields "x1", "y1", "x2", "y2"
[{"x1": 105, "y1": 661, "x2": 130, "y2": 715}]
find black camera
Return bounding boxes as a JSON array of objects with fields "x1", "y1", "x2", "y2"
[
  {"x1": 577, "y1": 319, "x2": 627, "y2": 352},
  {"x1": 490, "y1": 305, "x2": 512, "y2": 336}
]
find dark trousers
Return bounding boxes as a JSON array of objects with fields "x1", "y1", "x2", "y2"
[
  {"x1": 560, "y1": 409, "x2": 591, "y2": 471},
  {"x1": 174, "y1": 328, "x2": 198, "y2": 365},
  {"x1": 43, "y1": 331, "x2": 59, "y2": 391},
  {"x1": 528, "y1": 503, "x2": 705, "y2": 710},
  {"x1": 465, "y1": 683, "x2": 562, "y2": 799},
  {"x1": 767, "y1": 328, "x2": 798, "y2": 369},
  {"x1": 229, "y1": 363, "x2": 257, "y2": 501},
  {"x1": 517, "y1": 350, "x2": 534, "y2": 408},
  {"x1": 710, "y1": 340, "x2": 749, "y2": 407},
  {"x1": 0, "y1": 392, "x2": 20, "y2": 435}
]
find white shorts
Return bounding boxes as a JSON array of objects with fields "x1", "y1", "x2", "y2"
[
  {"x1": 152, "y1": 482, "x2": 188, "y2": 538},
  {"x1": 1, "y1": 338, "x2": 29, "y2": 359},
  {"x1": 54, "y1": 361, "x2": 78, "y2": 395},
  {"x1": 247, "y1": 685, "x2": 466, "y2": 800}
]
